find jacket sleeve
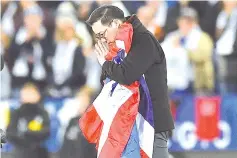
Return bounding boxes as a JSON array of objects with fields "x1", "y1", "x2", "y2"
[
  {"x1": 7, "y1": 35, "x2": 21, "y2": 71},
  {"x1": 102, "y1": 33, "x2": 159, "y2": 85},
  {"x1": 63, "y1": 47, "x2": 86, "y2": 87},
  {"x1": 6, "y1": 110, "x2": 30, "y2": 147},
  {"x1": 24, "y1": 109, "x2": 50, "y2": 141}
]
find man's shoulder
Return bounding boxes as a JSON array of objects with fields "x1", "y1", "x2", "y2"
[
  {"x1": 132, "y1": 30, "x2": 160, "y2": 46},
  {"x1": 130, "y1": 30, "x2": 165, "y2": 62}
]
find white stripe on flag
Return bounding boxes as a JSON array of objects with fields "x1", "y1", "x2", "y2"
[
  {"x1": 93, "y1": 81, "x2": 133, "y2": 156},
  {"x1": 136, "y1": 113, "x2": 155, "y2": 158}
]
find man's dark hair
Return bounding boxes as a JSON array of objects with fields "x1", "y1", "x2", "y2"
[{"x1": 86, "y1": 5, "x2": 125, "y2": 26}]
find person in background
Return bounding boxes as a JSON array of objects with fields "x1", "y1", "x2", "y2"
[
  {"x1": 163, "y1": 0, "x2": 191, "y2": 37},
  {"x1": 57, "y1": 2, "x2": 94, "y2": 57},
  {"x1": 1, "y1": 0, "x2": 18, "y2": 49},
  {"x1": 0, "y1": 24, "x2": 11, "y2": 99},
  {"x1": 83, "y1": 49, "x2": 102, "y2": 95},
  {"x1": 89, "y1": 0, "x2": 130, "y2": 19},
  {"x1": 75, "y1": 1, "x2": 93, "y2": 21},
  {"x1": 59, "y1": 86, "x2": 97, "y2": 158},
  {"x1": 0, "y1": 0, "x2": 19, "y2": 99},
  {"x1": 163, "y1": 0, "x2": 211, "y2": 38},
  {"x1": 7, "y1": 4, "x2": 51, "y2": 97},
  {"x1": 6, "y1": 83, "x2": 50, "y2": 158},
  {"x1": 57, "y1": 85, "x2": 93, "y2": 142},
  {"x1": 136, "y1": 5, "x2": 157, "y2": 34},
  {"x1": 47, "y1": 7, "x2": 86, "y2": 98},
  {"x1": 215, "y1": 1, "x2": 237, "y2": 94},
  {"x1": 145, "y1": 0, "x2": 168, "y2": 41},
  {"x1": 55, "y1": 2, "x2": 101, "y2": 95},
  {"x1": 162, "y1": 7, "x2": 214, "y2": 95},
  {"x1": 0, "y1": 44, "x2": 11, "y2": 100},
  {"x1": 74, "y1": 1, "x2": 95, "y2": 41},
  {"x1": 136, "y1": 1, "x2": 167, "y2": 42},
  {"x1": 197, "y1": 1, "x2": 222, "y2": 41},
  {"x1": 122, "y1": 1, "x2": 145, "y2": 15}
]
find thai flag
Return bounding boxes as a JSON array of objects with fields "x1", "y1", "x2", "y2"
[{"x1": 79, "y1": 41, "x2": 154, "y2": 158}]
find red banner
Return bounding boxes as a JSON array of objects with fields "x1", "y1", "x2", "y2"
[{"x1": 195, "y1": 96, "x2": 221, "y2": 141}]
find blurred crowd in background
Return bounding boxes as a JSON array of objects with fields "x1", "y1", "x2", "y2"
[
  {"x1": 0, "y1": 0, "x2": 237, "y2": 158},
  {"x1": 1, "y1": 0, "x2": 237, "y2": 99}
]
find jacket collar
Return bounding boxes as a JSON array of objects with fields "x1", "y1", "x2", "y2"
[{"x1": 125, "y1": 14, "x2": 147, "y2": 33}]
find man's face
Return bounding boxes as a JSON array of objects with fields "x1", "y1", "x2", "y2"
[
  {"x1": 24, "y1": 14, "x2": 42, "y2": 33},
  {"x1": 56, "y1": 19, "x2": 75, "y2": 41},
  {"x1": 20, "y1": 87, "x2": 41, "y2": 104},
  {"x1": 92, "y1": 20, "x2": 119, "y2": 43},
  {"x1": 223, "y1": 1, "x2": 237, "y2": 11},
  {"x1": 177, "y1": 17, "x2": 194, "y2": 36}
]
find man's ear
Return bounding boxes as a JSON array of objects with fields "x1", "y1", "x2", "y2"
[
  {"x1": 111, "y1": 20, "x2": 120, "y2": 28},
  {"x1": 110, "y1": 22, "x2": 117, "y2": 29}
]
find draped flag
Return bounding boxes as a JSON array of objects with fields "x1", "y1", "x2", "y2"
[{"x1": 79, "y1": 23, "x2": 155, "y2": 158}]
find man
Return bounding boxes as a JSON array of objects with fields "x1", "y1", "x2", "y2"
[
  {"x1": 86, "y1": 5, "x2": 174, "y2": 157},
  {"x1": 8, "y1": 4, "x2": 50, "y2": 94},
  {"x1": 6, "y1": 83, "x2": 50, "y2": 158},
  {"x1": 162, "y1": 7, "x2": 214, "y2": 95}
]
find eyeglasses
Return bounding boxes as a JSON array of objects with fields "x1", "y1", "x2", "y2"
[
  {"x1": 94, "y1": 20, "x2": 114, "y2": 41},
  {"x1": 95, "y1": 29, "x2": 108, "y2": 41}
]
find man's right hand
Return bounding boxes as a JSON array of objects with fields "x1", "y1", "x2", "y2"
[{"x1": 95, "y1": 41, "x2": 108, "y2": 66}]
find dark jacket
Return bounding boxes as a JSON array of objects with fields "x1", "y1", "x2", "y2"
[
  {"x1": 6, "y1": 103, "x2": 50, "y2": 158},
  {"x1": 59, "y1": 116, "x2": 97, "y2": 158},
  {"x1": 102, "y1": 15, "x2": 174, "y2": 133},
  {"x1": 47, "y1": 44, "x2": 86, "y2": 97},
  {"x1": 51, "y1": 46, "x2": 86, "y2": 90},
  {"x1": 8, "y1": 30, "x2": 52, "y2": 90}
]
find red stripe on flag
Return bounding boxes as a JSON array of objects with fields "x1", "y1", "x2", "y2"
[
  {"x1": 79, "y1": 105, "x2": 103, "y2": 145},
  {"x1": 98, "y1": 88, "x2": 140, "y2": 158},
  {"x1": 140, "y1": 149, "x2": 149, "y2": 158}
]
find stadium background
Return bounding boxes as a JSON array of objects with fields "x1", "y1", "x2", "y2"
[{"x1": 1, "y1": 0, "x2": 237, "y2": 158}]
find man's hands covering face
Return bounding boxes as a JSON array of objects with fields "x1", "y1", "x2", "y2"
[{"x1": 95, "y1": 41, "x2": 109, "y2": 66}]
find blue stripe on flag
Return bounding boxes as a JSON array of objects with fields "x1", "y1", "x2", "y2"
[
  {"x1": 138, "y1": 77, "x2": 154, "y2": 127},
  {"x1": 121, "y1": 123, "x2": 141, "y2": 158}
]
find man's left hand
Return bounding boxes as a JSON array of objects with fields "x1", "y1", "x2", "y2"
[{"x1": 95, "y1": 41, "x2": 109, "y2": 66}]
